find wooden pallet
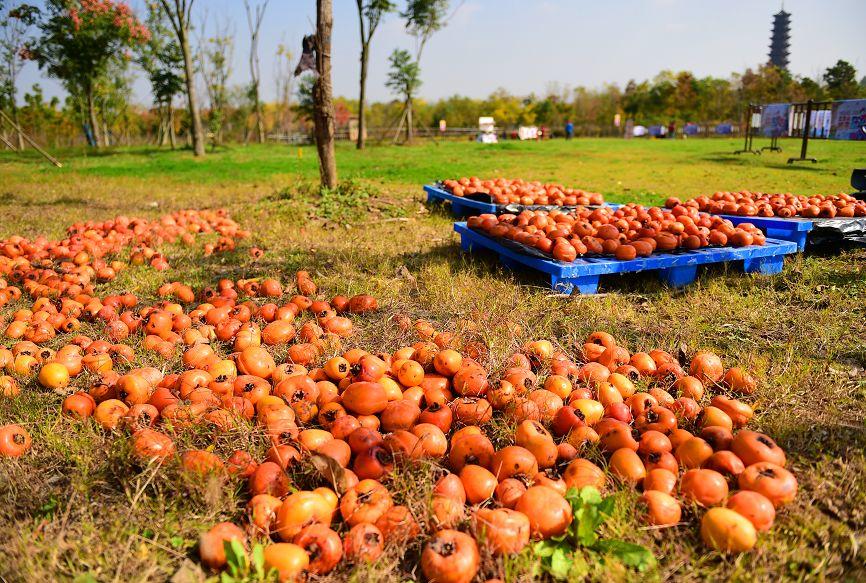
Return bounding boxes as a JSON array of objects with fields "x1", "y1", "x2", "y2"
[{"x1": 454, "y1": 222, "x2": 798, "y2": 295}]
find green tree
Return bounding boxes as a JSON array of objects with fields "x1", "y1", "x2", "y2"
[
  {"x1": 355, "y1": 0, "x2": 393, "y2": 149},
  {"x1": 28, "y1": 0, "x2": 149, "y2": 148},
  {"x1": 386, "y1": 47, "x2": 420, "y2": 142},
  {"x1": 823, "y1": 59, "x2": 858, "y2": 100},
  {"x1": 137, "y1": 1, "x2": 184, "y2": 148},
  {"x1": 94, "y1": 56, "x2": 133, "y2": 146},
  {"x1": 1, "y1": 1, "x2": 37, "y2": 149},
  {"x1": 197, "y1": 27, "x2": 233, "y2": 147},
  {"x1": 402, "y1": 0, "x2": 448, "y2": 62},
  {"x1": 244, "y1": 0, "x2": 268, "y2": 144}
]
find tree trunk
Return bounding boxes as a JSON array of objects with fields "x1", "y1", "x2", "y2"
[
  {"x1": 314, "y1": 0, "x2": 337, "y2": 189},
  {"x1": 168, "y1": 104, "x2": 177, "y2": 149},
  {"x1": 180, "y1": 28, "x2": 206, "y2": 157},
  {"x1": 12, "y1": 105, "x2": 24, "y2": 150},
  {"x1": 86, "y1": 89, "x2": 102, "y2": 148},
  {"x1": 255, "y1": 90, "x2": 265, "y2": 143},
  {"x1": 357, "y1": 42, "x2": 368, "y2": 149},
  {"x1": 405, "y1": 98, "x2": 413, "y2": 143},
  {"x1": 157, "y1": 104, "x2": 165, "y2": 146}
]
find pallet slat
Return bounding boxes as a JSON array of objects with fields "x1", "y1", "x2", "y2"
[
  {"x1": 716, "y1": 214, "x2": 813, "y2": 251},
  {"x1": 454, "y1": 222, "x2": 797, "y2": 295}
]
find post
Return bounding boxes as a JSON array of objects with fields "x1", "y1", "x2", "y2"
[
  {"x1": 734, "y1": 104, "x2": 758, "y2": 155},
  {"x1": 0, "y1": 110, "x2": 63, "y2": 167},
  {"x1": 788, "y1": 99, "x2": 817, "y2": 164}
]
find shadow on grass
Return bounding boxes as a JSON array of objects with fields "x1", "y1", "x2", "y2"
[{"x1": 0, "y1": 192, "x2": 96, "y2": 207}]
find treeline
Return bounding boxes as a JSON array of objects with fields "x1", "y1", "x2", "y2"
[{"x1": 1, "y1": 1, "x2": 864, "y2": 149}]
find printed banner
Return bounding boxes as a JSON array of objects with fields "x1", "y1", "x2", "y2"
[
  {"x1": 831, "y1": 99, "x2": 866, "y2": 140},
  {"x1": 761, "y1": 103, "x2": 789, "y2": 137}
]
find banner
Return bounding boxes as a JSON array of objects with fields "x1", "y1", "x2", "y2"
[
  {"x1": 761, "y1": 103, "x2": 789, "y2": 137},
  {"x1": 831, "y1": 99, "x2": 866, "y2": 140}
]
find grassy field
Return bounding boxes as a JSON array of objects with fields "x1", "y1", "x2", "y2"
[{"x1": 0, "y1": 137, "x2": 865, "y2": 582}]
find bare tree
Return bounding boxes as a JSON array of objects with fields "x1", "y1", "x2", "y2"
[
  {"x1": 313, "y1": 0, "x2": 337, "y2": 188},
  {"x1": 0, "y1": 2, "x2": 35, "y2": 150},
  {"x1": 196, "y1": 16, "x2": 233, "y2": 148},
  {"x1": 355, "y1": 0, "x2": 393, "y2": 149},
  {"x1": 244, "y1": 0, "x2": 268, "y2": 144},
  {"x1": 159, "y1": 0, "x2": 206, "y2": 157},
  {"x1": 274, "y1": 42, "x2": 293, "y2": 135}
]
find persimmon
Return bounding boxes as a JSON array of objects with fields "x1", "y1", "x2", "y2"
[
  {"x1": 515, "y1": 485, "x2": 573, "y2": 539},
  {"x1": 249, "y1": 461, "x2": 291, "y2": 498},
  {"x1": 341, "y1": 382, "x2": 387, "y2": 415},
  {"x1": 609, "y1": 448, "x2": 646, "y2": 485},
  {"x1": 730, "y1": 430, "x2": 786, "y2": 467},
  {"x1": 474, "y1": 507, "x2": 531, "y2": 555},
  {"x1": 37, "y1": 362, "x2": 70, "y2": 391},
  {"x1": 199, "y1": 522, "x2": 246, "y2": 570},
  {"x1": 680, "y1": 468, "x2": 728, "y2": 506},
  {"x1": 738, "y1": 462, "x2": 798, "y2": 507},
  {"x1": 689, "y1": 351, "x2": 724, "y2": 384},
  {"x1": 131, "y1": 429, "x2": 175, "y2": 461},
  {"x1": 726, "y1": 490, "x2": 776, "y2": 532},
  {"x1": 0, "y1": 424, "x2": 31, "y2": 457},
  {"x1": 639, "y1": 490, "x2": 681, "y2": 527},
  {"x1": 700, "y1": 507, "x2": 757, "y2": 553},
  {"x1": 263, "y1": 543, "x2": 309, "y2": 582},
  {"x1": 374, "y1": 505, "x2": 420, "y2": 542},
  {"x1": 460, "y1": 464, "x2": 498, "y2": 504},
  {"x1": 340, "y1": 479, "x2": 393, "y2": 527},
  {"x1": 676, "y1": 437, "x2": 715, "y2": 469},
  {"x1": 342, "y1": 523, "x2": 384, "y2": 563},
  {"x1": 490, "y1": 445, "x2": 539, "y2": 481},
  {"x1": 62, "y1": 392, "x2": 96, "y2": 419},
  {"x1": 421, "y1": 529, "x2": 480, "y2": 583},
  {"x1": 94, "y1": 399, "x2": 129, "y2": 430}
]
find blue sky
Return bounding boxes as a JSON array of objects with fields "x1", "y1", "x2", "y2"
[{"x1": 15, "y1": 0, "x2": 866, "y2": 105}]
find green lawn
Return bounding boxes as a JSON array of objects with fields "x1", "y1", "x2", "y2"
[
  {"x1": 4, "y1": 136, "x2": 864, "y2": 197},
  {"x1": 0, "y1": 138, "x2": 864, "y2": 582}
]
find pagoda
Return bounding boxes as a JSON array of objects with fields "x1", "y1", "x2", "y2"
[{"x1": 768, "y1": 9, "x2": 791, "y2": 71}]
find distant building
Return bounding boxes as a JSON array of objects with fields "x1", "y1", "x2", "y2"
[{"x1": 768, "y1": 9, "x2": 791, "y2": 71}]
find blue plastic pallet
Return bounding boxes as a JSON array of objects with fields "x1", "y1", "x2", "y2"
[
  {"x1": 425, "y1": 184, "x2": 619, "y2": 217},
  {"x1": 454, "y1": 222, "x2": 798, "y2": 295},
  {"x1": 713, "y1": 214, "x2": 813, "y2": 252}
]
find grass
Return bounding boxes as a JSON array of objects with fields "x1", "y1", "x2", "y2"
[{"x1": 0, "y1": 137, "x2": 865, "y2": 582}]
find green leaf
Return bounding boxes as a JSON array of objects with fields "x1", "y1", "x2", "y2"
[
  {"x1": 578, "y1": 486, "x2": 603, "y2": 506},
  {"x1": 169, "y1": 536, "x2": 184, "y2": 549},
  {"x1": 595, "y1": 539, "x2": 657, "y2": 572},
  {"x1": 597, "y1": 495, "x2": 616, "y2": 518},
  {"x1": 549, "y1": 547, "x2": 572, "y2": 580},
  {"x1": 223, "y1": 539, "x2": 247, "y2": 577},
  {"x1": 532, "y1": 540, "x2": 557, "y2": 558},
  {"x1": 251, "y1": 543, "x2": 265, "y2": 579},
  {"x1": 575, "y1": 504, "x2": 600, "y2": 547}
]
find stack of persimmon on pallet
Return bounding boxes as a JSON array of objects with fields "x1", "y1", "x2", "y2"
[
  {"x1": 441, "y1": 177, "x2": 606, "y2": 207},
  {"x1": 0, "y1": 209, "x2": 796, "y2": 582},
  {"x1": 467, "y1": 204, "x2": 767, "y2": 262},
  {"x1": 666, "y1": 191, "x2": 866, "y2": 218}
]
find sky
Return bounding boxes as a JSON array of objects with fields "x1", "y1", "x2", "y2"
[{"x1": 13, "y1": 0, "x2": 866, "y2": 106}]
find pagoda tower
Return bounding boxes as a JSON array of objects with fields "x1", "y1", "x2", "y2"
[{"x1": 768, "y1": 9, "x2": 791, "y2": 71}]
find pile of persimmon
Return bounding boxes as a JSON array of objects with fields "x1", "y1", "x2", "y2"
[
  {"x1": 0, "y1": 208, "x2": 246, "y2": 313},
  {"x1": 666, "y1": 191, "x2": 866, "y2": 219},
  {"x1": 441, "y1": 176, "x2": 605, "y2": 206},
  {"x1": 467, "y1": 204, "x2": 766, "y2": 262},
  {"x1": 1, "y1": 210, "x2": 796, "y2": 580}
]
